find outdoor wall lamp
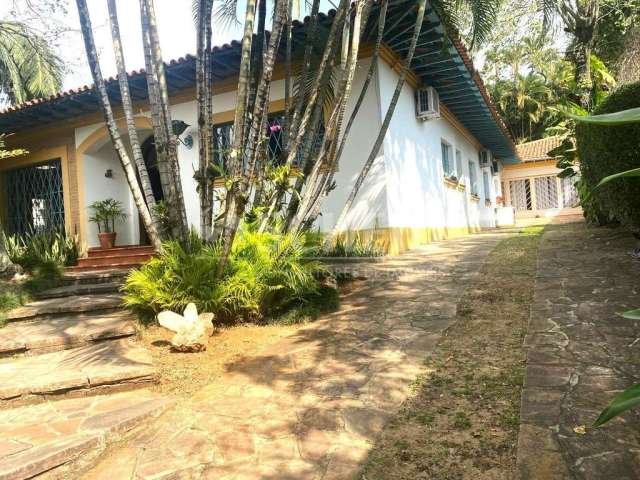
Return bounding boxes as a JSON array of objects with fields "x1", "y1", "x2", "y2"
[
  {"x1": 172, "y1": 120, "x2": 193, "y2": 149},
  {"x1": 105, "y1": 169, "x2": 113, "y2": 178}
]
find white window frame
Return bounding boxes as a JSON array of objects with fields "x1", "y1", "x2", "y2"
[
  {"x1": 468, "y1": 159, "x2": 478, "y2": 195},
  {"x1": 455, "y1": 148, "x2": 463, "y2": 183}
]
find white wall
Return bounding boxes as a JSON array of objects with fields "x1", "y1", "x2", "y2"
[{"x1": 377, "y1": 60, "x2": 496, "y2": 232}]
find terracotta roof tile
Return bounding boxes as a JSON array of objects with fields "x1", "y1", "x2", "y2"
[{"x1": 516, "y1": 136, "x2": 563, "y2": 162}]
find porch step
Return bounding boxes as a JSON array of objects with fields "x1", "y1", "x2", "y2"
[
  {"x1": 0, "y1": 339, "x2": 155, "y2": 406},
  {"x1": 34, "y1": 282, "x2": 122, "y2": 299},
  {"x1": 0, "y1": 390, "x2": 172, "y2": 480},
  {"x1": 0, "y1": 312, "x2": 136, "y2": 357},
  {"x1": 5, "y1": 294, "x2": 122, "y2": 323},
  {"x1": 87, "y1": 245, "x2": 155, "y2": 258}
]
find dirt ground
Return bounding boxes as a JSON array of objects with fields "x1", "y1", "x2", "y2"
[
  {"x1": 362, "y1": 226, "x2": 544, "y2": 480},
  {"x1": 138, "y1": 321, "x2": 305, "y2": 397}
]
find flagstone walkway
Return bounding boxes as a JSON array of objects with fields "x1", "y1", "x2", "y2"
[
  {"x1": 517, "y1": 221, "x2": 640, "y2": 479},
  {"x1": 83, "y1": 231, "x2": 512, "y2": 480}
]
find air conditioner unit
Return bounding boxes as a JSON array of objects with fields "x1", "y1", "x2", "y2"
[
  {"x1": 479, "y1": 149, "x2": 492, "y2": 167},
  {"x1": 415, "y1": 86, "x2": 440, "y2": 121}
]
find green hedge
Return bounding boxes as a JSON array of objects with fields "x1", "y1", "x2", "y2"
[{"x1": 576, "y1": 82, "x2": 640, "y2": 233}]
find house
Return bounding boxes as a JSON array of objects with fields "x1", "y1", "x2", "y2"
[
  {"x1": 502, "y1": 136, "x2": 582, "y2": 221},
  {"x1": 0, "y1": 1, "x2": 520, "y2": 257}
]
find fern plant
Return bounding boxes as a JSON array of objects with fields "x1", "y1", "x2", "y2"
[{"x1": 122, "y1": 226, "x2": 326, "y2": 323}]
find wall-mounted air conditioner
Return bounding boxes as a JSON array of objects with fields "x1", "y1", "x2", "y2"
[
  {"x1": 479, "y1": 149, "x2": 492, "y2": 167},
  {"x1": 415, "y1": 86, "x2": 440, "y2": 121}
]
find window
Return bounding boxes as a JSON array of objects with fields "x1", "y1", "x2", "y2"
[
  {"x1": 441, "y1": 141, "x2": 453, "y2": 177},
  {"x1": 534, "y1": 176, "x2": 559, "y2": 209},
  {"x1": 509, "y1": 179, "x2": 532, "y2": 211},
  {"x1": 468, "y1": 160, "x2": 478, "y2": 195},
  {"x1": 455, "y1": 149, "x2": 463, "y2": 182},
  {"x1": 211, "y1": 113, "x2": 325, "y2": 173},
  {"x1": 483, "y1": 171, "x2": 491, "y2": 200}
]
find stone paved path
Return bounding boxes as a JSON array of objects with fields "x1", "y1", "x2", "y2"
[
  {"x1": 83, "y1": 231, "x2": 513, "y2": 480},
  {"x1": 517, "y1": 221, "x2": 640, "y2": 479}
]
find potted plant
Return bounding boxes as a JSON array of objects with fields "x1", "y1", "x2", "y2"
[{"x1": 89, "y1": 199, "x2": 127, "y2": 249}]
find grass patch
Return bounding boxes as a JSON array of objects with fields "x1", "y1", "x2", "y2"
[
  {"x1": 362, "y1": 227, "x2": 544, "y2": 480},
  {"x1": 0, "y1": 280, "x2": 30, "y2": 326}
]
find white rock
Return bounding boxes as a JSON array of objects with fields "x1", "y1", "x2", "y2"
[{"x1": 157, "y1": 303, "x2": 214, "y2": 352}]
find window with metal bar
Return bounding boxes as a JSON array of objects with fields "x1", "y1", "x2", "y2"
[
  {"x1": 441, "y1": 141, "x2": 453, "y2": 177},
  {"x1": 468, "y1": 160, "x2": 478, "y2": 195},
  {"x1": 455, "y1": 149, "x2": 463, "y2": 182}
]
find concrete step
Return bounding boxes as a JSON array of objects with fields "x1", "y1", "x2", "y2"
[
  {"x1": 0, "y1": 390, "x2": 172, "y2": 480},
  {"x1": 0, "y1": 339, "x2": 155, "y2": 407},
  {"x1": 77, "y1": 252, "x2": 153, "y2": 269},
  {"x1": 34, "y1": 282, "x2": 122, "y2": 300},
  {"x1": 0, "y1": 312, "x2": 136, "y2": 358},
  {"x1": 5, "y1": 294, "x2": 123, "y2": 323},
  {"x1": 87, "y1": 245, "x2": 154, "y2": 258}
]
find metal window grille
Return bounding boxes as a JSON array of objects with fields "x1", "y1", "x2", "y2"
[
  {"x1": 441, "y1": 142, "x2": 453, "y2": 176},
  {"x1": 455, "y1": 149, "x2": 463, "y2": 181},
  {"x1": 212, "y1": 114, "x2": 325, "y2": 173},
  {"x1": 2, "y1": 159, "x2": 65, "y2": 236},
  {"x1": 561, "y1": 175, "x2": 579, "y2": 207},
  {"x1": 534, "y1": 176, "x2": 559, "y2": 210},
  {"x1": 509, "y1": 179, "x2": 532, "y2": 211}
]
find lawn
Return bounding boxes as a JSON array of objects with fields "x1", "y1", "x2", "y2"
[{"x1": 363, "y1": 226, "x2": 544, "y2": 479}]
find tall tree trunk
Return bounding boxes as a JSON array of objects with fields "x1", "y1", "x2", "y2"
[
  {"x1": 327, "y1": 0, "x2": 427, "y2": 242},
  {"x1": 219, "y1": 0, "x2": 288, "y2": 266},
  {"x1": 282, "y1": 0, "x2": 294, "y2": 150},
  {"x1": 217, "y1": 0, "x2": 257, "y2": 274},
  {"x1": 196, "y1": 0, "x2": 214, "y2": 240},
  {"x1": 140, "y1": 0, "x2": 189, "y2": 241},
  {"x1": 75, "y1": 0, "x2": 161, "y2": 250},
  {"x1": 106, "y1": 0, "x2": 162, "y2": 248}
]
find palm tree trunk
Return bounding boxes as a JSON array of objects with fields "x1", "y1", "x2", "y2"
[
  {"x1": 282, "y1": 0, "x2": 294, "y2": 150},
  {"x1": 327, "y1": 0, "x2": 427, "y2": 243},
  {"x1": 196, "y1": 0, "x2": 214, "y2": 240},
  {"x1": 141, "y1": 0, "x2": 189, "y2": 241},
  {"x1": 217, "y1": 0, "x2": 257, "y2": 274},
  {"x1": 75, "y1": 0, "x2": 161, "y2": 250},
  {"x1": 106, "y1": 0, "x2": 161, "y2": 248}
]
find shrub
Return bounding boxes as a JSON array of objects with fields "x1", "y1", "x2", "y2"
[
  {"x1": 314, "y1": 234, "x2": 385, "y2": 258},
  {"x1": 2, "y1": 229, "x2": 79, "y2": 270},
  {"x1": 122, "y1": 227, "x2": 328, "y2": 323},
  {"x1": 575, "y1": 82, "x2": 640, "y2": 233}
]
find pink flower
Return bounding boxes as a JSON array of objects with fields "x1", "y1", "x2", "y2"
[{"x1": 269, "y1": 123, "x2": 281, "y2": 133}]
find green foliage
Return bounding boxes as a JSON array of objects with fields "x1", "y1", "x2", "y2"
[
  {"x1": 1, "y1": 229, "x2": 79, "y2": 270},
  {"x1": 88, "y1": 199, "x2": 128, "y2": 233},
  {"x1": 594, "y1": 384, "x2": 640, "y2": 427},
  {"x1": 621, "y1": 309, "x2": 640, "y2": 320},
  {"x1": 575, "y1": 81, "x2": 640, "y2": 233},
  {"x1": 123, "y1": 227, "x2": 328, "y2": 323},
  {"x1": 0, "y1": 283, "x2": 29, "y2": 325},
  {"x1": 316, "y1": 235, "x2": 384, "y2": 258}
]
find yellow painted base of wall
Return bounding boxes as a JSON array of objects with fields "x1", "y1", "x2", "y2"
[{"x1": 336, "y1": 225, "x2": 482, "y2": 256}]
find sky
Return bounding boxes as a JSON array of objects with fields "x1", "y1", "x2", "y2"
[{"x1": 2, "y1": 0, "x2": 334, "y2": 92}]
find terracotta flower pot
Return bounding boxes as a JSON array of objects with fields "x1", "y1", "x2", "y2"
[{"x1": 98, "y1": 232, "x2": 117, "y2": 249}]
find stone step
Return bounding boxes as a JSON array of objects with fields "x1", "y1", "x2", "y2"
[
  {"x1": 34, "y1": 282, "x2": 122, "y2": 300},
  {"x1": 5, "y1": 294, "x2": 123, "y2": 323},
  {"x1": 0, "y1": 312, "x2": 136, "y2": 357},
  {"x1": 0, "y1": 339, "x2": 155, "y2": 406},
  {"x1": 65, "y1": 262, "x2": 144, "y2": 273},
  {"x1": 0, "y1": 390, "x2": 172, "y2": 480},
  {"x1": 60, "y1": 269, "x2": 129, "y2": 287},
  {"x1": 87, "y1": 245, "x2": 155, "y2": 258},
  {"x1": 77, "y1": 252, "x2": 153, "y2": 269}
]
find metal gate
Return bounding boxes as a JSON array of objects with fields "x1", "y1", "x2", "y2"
[{"x1": 2, "y1": 159, "x2": 65, "y2": 236}]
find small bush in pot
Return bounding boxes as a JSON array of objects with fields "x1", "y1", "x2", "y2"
[{"x1": 89, "y1": 199, "x2": 127, "y2": 249}]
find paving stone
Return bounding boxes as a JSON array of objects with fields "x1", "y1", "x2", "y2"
[
  {"x1": 517, "y1": 221, "x2": 640, "y2": 479},
  {"x1": 0, "y1": 339, "x2": 154, "y2": 404}
]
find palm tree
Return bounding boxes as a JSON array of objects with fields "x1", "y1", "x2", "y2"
[
  {"x1": 75, "y1": 0, "x2": 161, "y2": 250},
  {"x1": 0, "y1": 21, "x2": 62, "y2": 105},
  {"x1": 139, "y1": 0, "x2": 189, "y2": 241},
  {"x1": 106, "y1": 0, "x2": 161, "y2": 247}
]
